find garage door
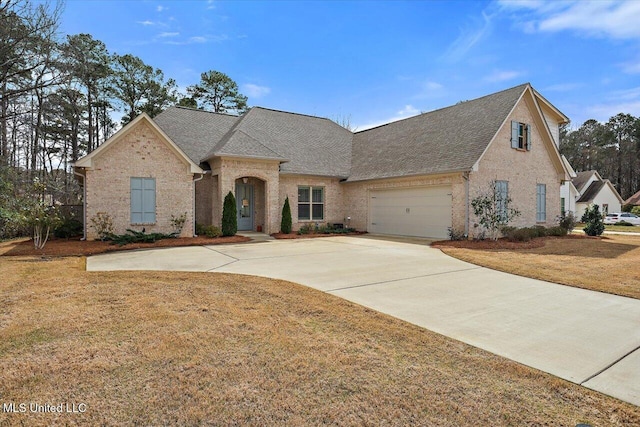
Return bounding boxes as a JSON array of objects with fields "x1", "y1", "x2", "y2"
[{"x1": 369, "y1": 186, "x2": 452, "y2": 239}]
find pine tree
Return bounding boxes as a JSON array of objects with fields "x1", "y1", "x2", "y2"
[
  {"x1": 281, "y1": 196, "x2": 292, "y2": 234},
  {"x1": 222, "y1": 191, "x2": 237, "y2": 236}
]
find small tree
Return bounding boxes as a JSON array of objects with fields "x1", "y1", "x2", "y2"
[
  {"x1": 222, "y1": 191, "x2": 237, "y2": 236},
  {"x1": 582, "y1": 204, "x2": 605, "y2": 236},
  {"x1": 471, "y1": 180, "x2": 520, "y2": 240},
  {"x1": 281, "y1": 196, "x2": 292, "y2": 234}
]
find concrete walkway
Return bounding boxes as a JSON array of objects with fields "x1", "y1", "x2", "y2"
[{"x1": 87, "y1": 236, "x2": 640, "y2": 406}]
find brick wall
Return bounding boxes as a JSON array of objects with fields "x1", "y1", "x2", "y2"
[
  {"x1": 469, "y1": 95, "x2": 563, "y2": 234},
  {"x1": 279, "y1": 175, "x2": 345, "y2": 231},
  {"x1": 84, "y1": 121, "x2": 195, "y2": 239}
]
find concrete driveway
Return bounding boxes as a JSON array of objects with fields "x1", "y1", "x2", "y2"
[{"x1": 87, "y1": 236, "x2": 640, "y2": 406}]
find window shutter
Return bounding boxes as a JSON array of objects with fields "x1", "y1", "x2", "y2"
[
  {"x1": 526, "y1": 125, "x2": 532, "y2": 151},
  {"x1": 143, "y1": 179, "x2": 156, "y2": 223},
  {"x1": 131, "y1": 178, "x2": 143, "y2": 223},
  {"x1": 511, "y1": 121, "x2": 519, "y2": 149}
]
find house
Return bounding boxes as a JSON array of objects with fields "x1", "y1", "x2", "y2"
[
  {"x1": 560, "y1": 156, "x2": 579, "y2": 216},
  {"x1": 570, "y1": 170, "x2": 624, "y2": 219},
  {"x1": 74, "y1": 83, "x2": 570, "y2": 240},
  {"x1": 625, "y1": 189, "x2": 640, "y2": 207}
]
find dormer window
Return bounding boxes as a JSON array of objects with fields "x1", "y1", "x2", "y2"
[{"x1": 511, "y1": 121, "x2": 531, "y2": 151}]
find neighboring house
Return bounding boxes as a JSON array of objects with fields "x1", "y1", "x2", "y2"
[
  {"x1": 560, "y1": 156, "x2": 579, "y2": 216},
  {"x1": 625, "y1": 190, "x2": 640, "y2": 207},
  {"x1": 74, "y1": 83, "x2": 570, "y2": 240},
  {"x1": 571, "y1": 170, "x2": 624, "y2": 219}
]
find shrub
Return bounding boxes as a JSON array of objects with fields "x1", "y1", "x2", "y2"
[
  {"x1": 615, "y1": 220, "x2": 634, "y2": 226},
  {"x1": 531, "y1": 225, "x2": 548, "y2": 238},
  {"x1": 109, "y1": 229, "x2": 177, "y2": 246},
  {"x1": 196, "y1": 224, "x2": 222, "y2": 238},
  {"x1": 447, "y1": 227, "x2": 467, "y2": 241},
  {"x1": 582, "y1": 204, "x2": 605, "y2": 236},
  {"x1": 281, "y1": 197, "x2": 292, "y2": 234},
  {"x1": 621, "y1": 204, "x2": 633, "y2": 212},
  {"x1": 54, "y1": 218, "x2": 83, "y2": 239},
  {"x1": 631, "y1": 206, "x2": 640, "y2": 216},
  {"x1": 221, "y1": 191, "x2": 237, "y2": 237},
  {"x1": 170, "y1": 212, "x2": 187, "y2": 234},
  {"x1": 471, "y1": 180, "x2": 520, "y2": 240},
  {"x1": 558, "y1": 212, "x2": 577, "y2": 233},
  {"x1": 90, "y1": 212, "x2": 114, "y2": 241},
  {"x1": 546, "y1": 226, "x2": 568, "y2": 236},
  {"x1": 505, "y1": 227, "x2": 534, "y2": 242},
  {"x1": 298, "y1": 223, "x2": 313, "y2": 235}
]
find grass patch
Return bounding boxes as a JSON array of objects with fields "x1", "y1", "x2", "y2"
[
  {"x1": 0, "y1": 252, "x2": 638, "y2": 425},
  {"x1": 437, "y1": 234, "x2": 640, "y2": 299},
  {"x1": 605, "y1": 224, "x2": 640, "y2": 233}
]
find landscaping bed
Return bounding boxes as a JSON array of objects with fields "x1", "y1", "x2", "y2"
[
  {"x1": 0, "y1": 235, "x2": 250, "y2": 257},
  {"x1": 271, "y1": 231, "x2": 366, "y2": 239}
]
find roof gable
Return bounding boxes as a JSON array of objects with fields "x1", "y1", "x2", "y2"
[
  {"x1": 208, "y1": 107, "x2": 353, "y2": 177},
  {"x1": 577, "y1": 179, "x2": 624, "y2": 204},
  {"x1": 348, "y1": 84, "x2": 529, "y2": 182},
  {"x1": 625, "y1": 190, "x2": 640, "y2": 205},
  {"x1": 74, "y1": 113, "x2": 202, "y2": 174},
  {"x1": 572, "y1": 170, "x2": 600, "y2": 194}
]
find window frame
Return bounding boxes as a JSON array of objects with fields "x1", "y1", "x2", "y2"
[
  {"x1": 536, "y1": 183, "x2": 546, "y2": 222},
  {"x1": 130, "y1": 177, "x2": 156, "y2": 225},
  {"x1": 511, "y1": 120, "x2": 531, "y2": 151},
  {"x1": 297, "y1": 186, "x2": 324, "y2": 221}
]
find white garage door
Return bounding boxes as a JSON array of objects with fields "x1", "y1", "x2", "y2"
[{"x1": 369, "y1": 186, "x2": 452, "y2": 239}]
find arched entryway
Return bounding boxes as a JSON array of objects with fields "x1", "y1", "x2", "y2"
[{"x1": 235, "y1": 177, "x2": 266, "y2": 232}]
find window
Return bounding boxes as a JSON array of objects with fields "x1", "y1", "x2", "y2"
[
  {"x1": 602, "y1": 204, "x2": 609, "y2": 215},
  {"x1": 131, "y1": 177, "x2": 156, "y2": 224},
  {"x1": 511, "y1": 120, "x2": 531, "y2": 151},
  {"x1": 536, "y1": 184, "x2": 546, "y2": 222},
  {"x1": 495, "y1": 180, "x2": 508, "y2": 220},
  {"x1": 298, "y1": 186, "x2": 324, "y2": 221},
  {"x1": 560, "y1": 197, "x2": 566, "y2": 216}
]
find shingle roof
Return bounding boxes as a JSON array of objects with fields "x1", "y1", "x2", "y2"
[
  {"x1": 213, "y1": 129, "x2": 287, "y2": 161},
  {"x1": 153, "y1": 106, "x2": 239, "y2": 166},
  {"x1": 626, "y1": 190, "x2": 640, "y2": 205},
  {"x1": 572, "y1": 170, "x2": 597, "y2": 194},
  {"x1": 205, "y1": 107, "x2": 353, "y2": 177},
  {"x1": 347, "y1": 83, "x2": 529, "y2": 182},
  {"x1": 577, "y1": 180, "x2": 605, "y2": 203}
]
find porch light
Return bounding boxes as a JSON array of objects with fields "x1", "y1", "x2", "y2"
[{"x1": 242, "y1": 177, "x2": 248, "y2": 184}]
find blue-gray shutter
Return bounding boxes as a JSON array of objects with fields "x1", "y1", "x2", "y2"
[
  {"x1": 131, "y1": 178, "x2": 156, "y2": 224},
  {"x1": 511, "y1": 121, "x2": 519, "y2": 149},
  {"x1": 526, "y1": 124, "x2": 532, "y2": 151},
  {"x1": 143, "y1": 178, "x2": 156, "y2": 223},
  {"x1": 131, "y1": 178, "x2": 143, "y2": 223}
]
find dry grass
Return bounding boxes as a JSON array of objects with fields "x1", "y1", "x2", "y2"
[
  {"x1": 1, "y1": 253, "x2": 639, "y2": 425},
  {"x1": 438, "y1": 234, "x2": 640, "y2": 300}
]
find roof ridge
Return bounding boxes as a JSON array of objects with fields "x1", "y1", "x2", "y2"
[
  {"x1": 172, "y1": 105, "x2": 241, "y2": 118},
  {"x1": 250, "y1": 106, "x2": 338, "y2": 123},
  {"x1": 355, "y1": 82, "x2": 530, "y2": 134},
  {"x1": 232, "y1": 129, "x2": 286, "y2": 159}
]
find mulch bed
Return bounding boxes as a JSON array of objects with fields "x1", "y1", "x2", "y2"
[
  {"x1": 0, "y1": 235, "x2": 251, "y2": 257},
  {"x1": 431, "y1": 234, "x2": 603, "y2": 250}
]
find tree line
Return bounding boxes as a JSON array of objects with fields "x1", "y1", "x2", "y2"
[
  {"x1": 0, "y1": 0, "x2": 248, "y2": 202},
  {"x1": 560, "y1": 114, "x2": 640, "y2": 200}
]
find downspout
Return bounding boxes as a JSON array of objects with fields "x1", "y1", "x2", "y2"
[
  {"x1": 463, "y1": 171, "x2": 470, "y2": 237},
  {"x1": 192, "y1": 171, "x2": 210, "y2": 236},
  {"x1": 73, "y1": 167, "x2": 87, "y2": 241}
]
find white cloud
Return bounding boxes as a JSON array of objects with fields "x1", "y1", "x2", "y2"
[
  {"x1": 397, "y1": 105, "x2": 419, "y2": 116},
  {"x1": 157, "y1": 5, "x2": 166, "y2": 12},
  {"x1": 442, "y1": 11, "x2": 493, "y2": 62},
  {"x1": 158, "y1": 32, "x2": 179, "y2": 38},
  {"x1": 207, "y1": 0, "x2": 216, "y2": 10},
  {"x1": 189, "y1": 36, "x2": 207, "y2": 43},
  {"x1": 137, "y1": 20, "x2": 155, "y2": 26},
  {"x1": 620, "y1": 60, "x2": 640, "y2": 74},
  {"x1": 357, "y1": 104, "x2": 422, "y2": 131},
  {"x1": 243, "y1": 84, "x2": 271, "y2": 98},
  {"x1": 484, "y1": 70, "x2": 522, "y2": 82},
  {"x1": 423, "y1": 81, "x2": 443, "y2": 91},
  {"x1": 586, "y1": 101, "x2": 640, "y2": 121},
  {"x1": 500, "y1": 0, "x2": 640, "y2": 39}
]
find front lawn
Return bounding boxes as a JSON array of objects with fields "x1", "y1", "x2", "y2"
[
  {"x1": 435, "y1": 234, "x2": 640, "y2": 300},
  {"x1": 1, "y1": 253, "x2": 638, "y2": 425}
]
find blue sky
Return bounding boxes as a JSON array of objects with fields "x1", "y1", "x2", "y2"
[{"x1": 60, "y1": 0, "x2": 640, "y2": 130}]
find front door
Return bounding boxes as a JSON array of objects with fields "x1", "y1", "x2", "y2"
[{"x1": 236, "y1": 183, "x2": 254, "y2": 230}]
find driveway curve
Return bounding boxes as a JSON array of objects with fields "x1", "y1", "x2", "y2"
[{"x1": 87, "y1": 236, "x2": 640, "y2": 406}]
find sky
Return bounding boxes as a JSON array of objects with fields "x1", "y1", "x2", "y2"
[{"x1": 59, "y1": 0, "x2": 640, "y2": 130}]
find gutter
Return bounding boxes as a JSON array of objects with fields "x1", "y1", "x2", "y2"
[
  {"x1": 463, "y1": 171, "x2": 470, "y2": 237},
  {"x1": 192, "y1": 171, "x2": 210, "y2": 236},
  {"x1": 72, "y1": 167, "x2": 87, "y2": 241}
]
